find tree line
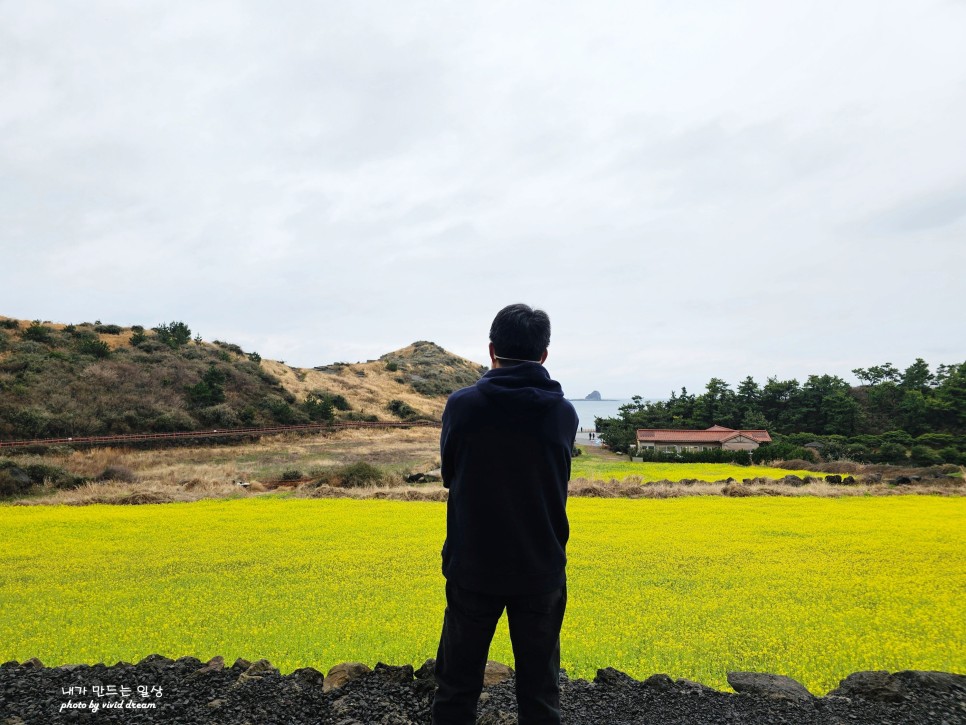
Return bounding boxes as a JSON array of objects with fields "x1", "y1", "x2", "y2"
[{"x1": 595, "y1": 358, "x2": 966, "y2": 465}]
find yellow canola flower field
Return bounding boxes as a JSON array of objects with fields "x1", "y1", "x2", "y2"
[
  {"x1": 0, "y1": 496, "x2": 962, "y2": 694},
  {"x1": 569, "y1": 458, "x2": 819, "y2": 482}
]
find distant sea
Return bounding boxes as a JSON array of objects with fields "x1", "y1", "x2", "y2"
[{"x1": 567, "y1": 398, "x2": 636, "y2": 431}]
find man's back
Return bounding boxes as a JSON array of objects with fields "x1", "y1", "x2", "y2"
[
  {"x1": 431, "y1": 303, "x2": 576, "y2": 725},
  {"x1": 440, "y1": 362, "x2": 578, "y2": 596}
]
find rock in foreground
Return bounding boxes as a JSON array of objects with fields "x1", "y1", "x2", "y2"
[{"x1": 0, "y1": 657, "x2": 963, "y2": 724}]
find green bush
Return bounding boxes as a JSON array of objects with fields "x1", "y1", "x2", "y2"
[
  {"x1": 0, "y1": 319, "x2": 19, "y2": 330},
  {"x1": 387, "y1": 399, "x2": 417, "y2": 419},
  {"x1": 0, "y1": 466, "x2": 32, "y2": 497},
  {"x1": 151, "y1": 410, "x2": 196, "y2": 432},
  {"x1": 281, "y1": 469, "x2": 304, "y2": 481},
  {"x1": 876, "y1": 442, "x2": 908, "y2": 464},
  {"x1": 265, "y1": 398, "x2": 308, "y2": 425},
  {"x1": 153, "y1": 321, "x2": 192, "y2": 348},
  {"x1": 214, "y1": 341, "x2": 244, "y2": 355},
  {"x1": 185, "y1": 365, "x2": 227, "y2": 407},
  {"x1": 303, "y1": 392, "x2": 334, "y2": 422},
  {"x1": 938, "y1": 446, "x2": 963, "y2": 465},
  {"x1": 76, "y1": 336, "x2": 111, "y2": 358},
  {"x1": 94, "y1": 324, "x2": 122, "y2": 335},
  {"x1": 196, "y1": 404, "x2": 240, "y2": 428},
  {"x1": 21, "y1": 323, "x2": 53, "y2": 344},
  {"x1": 911, "y1": 445, "x2": 943, "y2": 466},
  {"x1": 385, "y1": 361, "x2": 399, "y2": 372},
  {"x1": 23, "y1": 463, "x2": 86, "y2": 489},
  {"x1": 323, "y1": 462, "x2": 383, "y2": 488}
]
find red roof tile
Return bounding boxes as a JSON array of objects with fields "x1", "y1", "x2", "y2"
[{"x1": 636, "y1": 426, "x2": 772, "y2": 444}]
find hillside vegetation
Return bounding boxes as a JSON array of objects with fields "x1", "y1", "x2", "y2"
[{"x1": 0, "y1": 316, "x2": 485, "y2": 441}]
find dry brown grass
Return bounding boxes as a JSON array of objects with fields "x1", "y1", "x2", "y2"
[
  {"x1": 5, "y1": 422, "x2": 963, "y2": 506},
  {"x1": 261, "y1": 357, "x2": 447, "y2": 420},
  {"x1": 4, "y1": 428, "x2": 443, "y2": 505}
]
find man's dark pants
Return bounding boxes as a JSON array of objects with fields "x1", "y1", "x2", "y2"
[{"x1": 431, "y1": 579, "x2": 567, "y2": 725}]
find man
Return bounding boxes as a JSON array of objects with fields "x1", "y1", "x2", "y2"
[{"x1": 431, "y1": 303, "x2": 579, "y2": 725}]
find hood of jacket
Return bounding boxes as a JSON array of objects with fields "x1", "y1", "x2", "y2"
[{"x1": 475, "y1": 362, "x2": 565, "y2": 413}]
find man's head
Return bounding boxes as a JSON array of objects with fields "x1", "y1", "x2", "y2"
[{"x1": 488, "y1": 303, "x2": 551, "y2": 366}]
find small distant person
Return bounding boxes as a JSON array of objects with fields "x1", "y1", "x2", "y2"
[{"x1": 431, "y1": 303, "x2": 579, "y2": 725}]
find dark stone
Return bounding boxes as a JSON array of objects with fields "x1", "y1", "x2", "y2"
[
  {"x1": 727, "y1": 671, "x2": 813, "y2": 702},
  {"x1": 642, "y1": 673, "x2": 675, "y2": 691},
  {"x1": 187, "y1": 656, "x2": 225, "y2": 679},
  {"x1": 233, "y1": 658, "x2": 279, "y2": 688},
  {"x1": 290, "y1": 666, "x2": 325, "y2": 688},
  {"x1": 1, "y1": 661, "x2": 19, "y2": 669},
  {"x1": 894, "y1": 476, "x2": 913, "y2": 485},
  {"x1": 373, "y1": 662, "x2": 414, "y2": 683},
  {"x1": 827, "y1": 670, "x2": 903, "y2": 701},
  {"x1": 231, "y1": 657, "x2": 252, "y2": 671},
  {"x1": 137, "y1": 654, "x2": 174, "y2": 668},
  {"x1": 414, "y1": 658, "x2": 436, "y2": 680},
  {"x1": 324, "y1": 661, "x2": 372, "y2": 692},
  {"x1": 20, "y1": 658, "x2": 43, "y2": 670},
  {"x1": 594, "y1": 667, "x2": 638, "y2": 688},
  {"x1": 676, "y1": 677, "x2": 718, "y2": 695},
  {"x1": 891, "y1": 670, "x2": 966, "y2": 695},
  {"x1": 483, "y1": 661, "x2": 513, "y2": 686}
]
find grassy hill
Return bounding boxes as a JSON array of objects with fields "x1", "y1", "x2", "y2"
[{"x1": 0, "y1": 316, "x2": 486, "y2": 440}]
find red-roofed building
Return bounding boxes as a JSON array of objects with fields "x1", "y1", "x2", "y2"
[{"x1": 636, "y1": 426, "x2": 772, "y2": 453}]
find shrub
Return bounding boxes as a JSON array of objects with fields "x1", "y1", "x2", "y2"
[
  {"x1": 911, "y1": 445, "x2": 943, "y2": 466},
  {"x1": 340, "y1": 412, "x2": 379, "y2": 422},
  {"x1": 214, "y1": 341, "x2": 244, "y2": 355},
  {"x1": 23, "y1": 463, "x2": 86, "y2": 489},
  {"x1": 0, "y1": 466, "x2": 32, "y2": 497},
  {"x1": 76, "y1": 336, "x2": 111, "y2": 358},
  {"x1": 0, "y1": 319, "x2": 19, "y2": 330},
  {"x1": 248, "y1": 352, "x2": 262, "y2": 365},
  {"x1": 130, "y1": 329, "x2": 147, "y2": 347},
  {"x1": 265, "y1": 398, "x2": 308, "y2": 425},
  {"x1": 185, "y1": 365, "x2": 227, "y2": 407},
  {"x1": 96, "y1": 465, "x2": 138, "y2": 483},
  {"x1": 385, "y1": 361, "x2": 399, "y2": 372},
  {"x1": 281, "y1": 469, "x2": 304, "y2": 481},
  {"x1": 324, "y1": 462, "x2": 383, "y2": 488},
  {"x1": 153, "y1": 321, "x2": 192, "y2": 348},
  {"x1": 876, "y1": 442, "x2": 908, "y2": 464},
  {"x1": 21, "y1": 323, "x2": 53, "y2": 344},
  {"x1": 151, "y1": 410, "x2": 196, "y2": 432},
  {"x1": 387, "y1": 399, "x2": 418, "y2": 419},
  {"x1": 196, "y1": 404, "x2": 240, "y2": 428},
  {"x1": 939, "y1": 446, "x2": 963, "y2": 465},
  {"x1": 94, "y1": 324, "x2": 122, "y2": 335},
  {"x1": 303, "y1": 392, "x2": 334, "y2": 422}
]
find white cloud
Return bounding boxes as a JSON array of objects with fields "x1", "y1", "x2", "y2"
[{"x1": 2, "y1": 0, "x2": 965, "y2": 397}]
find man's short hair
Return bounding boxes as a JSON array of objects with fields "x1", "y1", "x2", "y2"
[{"x1": 489, "y1": 303, "x2": 551, "y2": 361}]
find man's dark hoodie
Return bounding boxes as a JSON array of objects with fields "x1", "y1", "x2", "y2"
[{"x1": 440, "y1": 362, "x2": 579, "y2": 597}]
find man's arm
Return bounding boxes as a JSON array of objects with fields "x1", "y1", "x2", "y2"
[{"x1": 439, "y1": 404, "x2": 454, "y2": 490}]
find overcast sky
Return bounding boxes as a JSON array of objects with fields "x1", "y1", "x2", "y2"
[{"x1": 2, "y1": 1, "x2": 965, "y2": 399}]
